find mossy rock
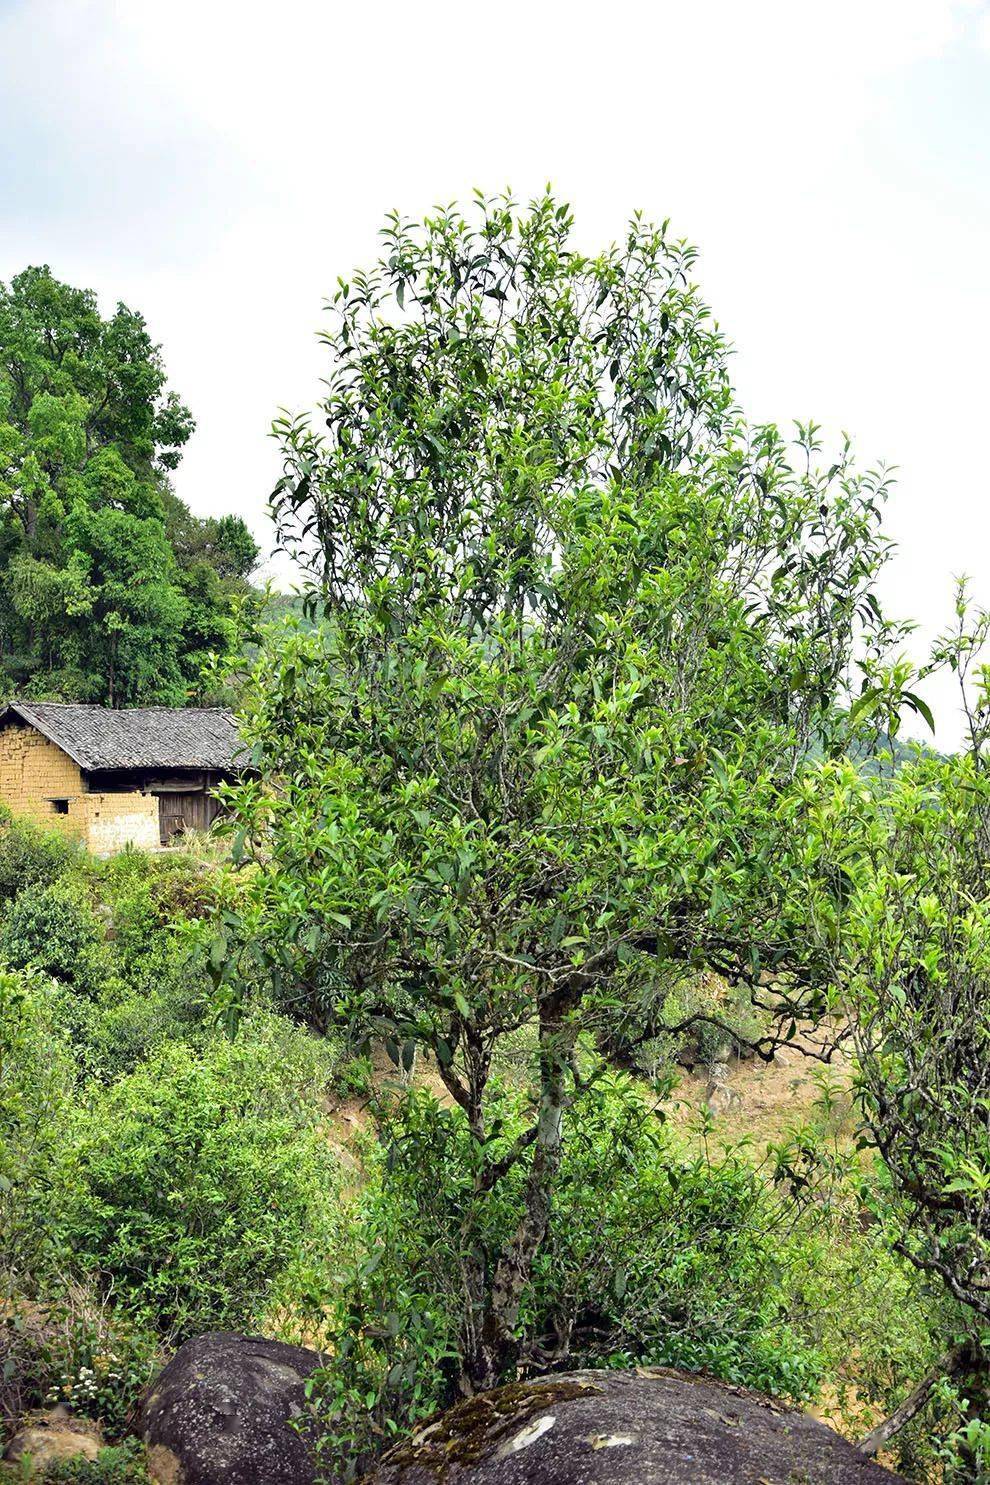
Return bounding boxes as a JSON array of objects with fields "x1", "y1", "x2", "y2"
[{"x1": 364, "y1": 1367, "x2": 906, "y2": 1484}]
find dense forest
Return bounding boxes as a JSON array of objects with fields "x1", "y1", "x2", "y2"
[
  {"x1": 0, "y1": 266, "x2": 259, "y2": 706},
  {"x1": 2, "y1": 201, "x2": 989, "y2": 1485}
]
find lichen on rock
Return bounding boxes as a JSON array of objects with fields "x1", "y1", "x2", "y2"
[{"x1": 364, "y1": 1368, "x2": 908, "y2": 1484}]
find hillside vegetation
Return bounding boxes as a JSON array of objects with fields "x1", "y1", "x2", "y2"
[
  {"x1": 0, "y1": 810, "x2": 961, "y2": 1483},
  {"x1": 3, "y1": 195, "x2": 990, "y2": 1484}
]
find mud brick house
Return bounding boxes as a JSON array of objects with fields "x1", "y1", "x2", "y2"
[{"x1": 0, "y1": 702, "x2": 245, "y2": 853}]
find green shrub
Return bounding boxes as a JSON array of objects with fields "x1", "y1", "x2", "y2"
[
  {"x1": 0, "y1": 860, "x2": 211, "y2": 1079},
  {"x1": 0, "y1": 812, "x2": 76, "y2": 904},
  {"x1": 100, "y1": 878, "x2": 160, "y2": 982},
  {"x1": 0, "y1": 967, "x2": 77, "y2": 1295},
  {"x1": 286, "y1": 1157, "x2": 458, "y2": 1481},
  {"x1": 534, "y1": 1096, "x2": 825, "y2": 1397},
  {"x1": 298, "y1": 1078, "x2": 831, "y2": 1479},
  {"x1": 304, "y1": 1279, "x2": 455, "y2": 1484},
  {"x1": 0, "y1": 881, "x2": 105, "y2": 989},
  {"x1": 940, "y1": 1414, "x2": 990, "y2": 1483},
  {"x1": 100, "y1": 849, "x2": 220, "y2": 932},
  {"x1": 67, "y1": 940, "x2": 206, "y2": 1083},
  {"x1": 64, "y1": 852, "x2": 228, "y2": 1078},
  {"x1": 9, "y1": 850, "x2": 219, "y2": 1078},
  {"x1": 40, "y1": 1438, "x2": 150, "y2": 1483},
  {"x1": 332, "y1": 1053, "x2": 374, "y2": 1100},
  {"x1": 53, "y1": 1015, "x2": 343, "y2": 1338}
]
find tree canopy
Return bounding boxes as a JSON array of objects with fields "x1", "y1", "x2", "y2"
[{"x1": 0, "y1": 265, "x2": 259, "y2": 705}]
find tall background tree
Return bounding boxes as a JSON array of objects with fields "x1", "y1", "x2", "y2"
[{"x1": 0, "y1": 265, "x2": 259, "y2": 705}]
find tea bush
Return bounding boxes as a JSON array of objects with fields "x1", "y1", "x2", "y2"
[
  {"x1": 0, "y1": 809, "x2": 77, "y2": 903},
  {"x1": 0, "y1": 880, "x2": 105, "y2": 989},
  {"x1": 531, "y1": 1087, "x2": 825, "y2": 1397},
  {"x1": 68, "y1": 941, "x2": 206, "y2": 1083},
  {"x1": 0, "y1": 967, "x2": 77, "y2": 1296},
  {"x1": 298, "y1": 1078, "x2": 847, "y2": 1479},
  {"x1": 51, "y1": 1014, "x2": 344, "y2": 1338},
  {"x1": 100, "y1": 851, "x2": 220, "y2": 970}
]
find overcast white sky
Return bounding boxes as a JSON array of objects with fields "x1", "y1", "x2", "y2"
[{"x1": 2, "y1": 0, "x2": 989, "y2": 742}]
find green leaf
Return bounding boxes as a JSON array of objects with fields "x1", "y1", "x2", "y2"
[{"x1": 902, "y1": 690, "x2": 935, "y2": 735}]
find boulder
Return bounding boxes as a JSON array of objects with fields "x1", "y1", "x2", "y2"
[
  {"x1": 3, "y1": 1406, "x2": 102, "y2": 1470},
  {"x1": 140, "y1": 1332, "x2": 325, "y2": 1485},
  {"x1": 365, "y1": 1368, "x2": 906, "y2": 1485}
]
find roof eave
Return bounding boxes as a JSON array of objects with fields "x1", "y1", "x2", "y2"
[{"x1": 0, "y1": 702, "x2": 93, "y2": 770}]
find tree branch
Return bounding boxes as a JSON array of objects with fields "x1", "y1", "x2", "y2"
[{"x1": 857, "y1": 1343, "x2": 971, "y2": 1457}]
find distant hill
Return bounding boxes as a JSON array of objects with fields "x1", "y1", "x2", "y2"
[
  {"x1": 260, "y1": 592, "x2": 320, "y2": 632},
  {"x1": 848, "y1": 728, "x2": 942, "y2": 777}
]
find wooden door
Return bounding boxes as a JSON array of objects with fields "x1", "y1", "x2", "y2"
[{"x1": 158, "y1": 791, "x2": 220, "y2": 845}]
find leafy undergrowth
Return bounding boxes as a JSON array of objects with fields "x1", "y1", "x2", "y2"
[{"x1": 0, "y1": 817, "x2": 973, "y2": 1482}]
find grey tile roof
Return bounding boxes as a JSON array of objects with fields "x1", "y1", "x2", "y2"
[{"x1": 0, "y1": 702, "x2": 246, "y2": 773}]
